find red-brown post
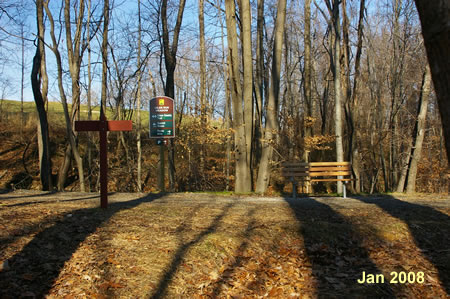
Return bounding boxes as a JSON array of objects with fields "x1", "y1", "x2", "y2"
[{"x1": 75, "y1": 108, "x2": 132, "y2": 208}]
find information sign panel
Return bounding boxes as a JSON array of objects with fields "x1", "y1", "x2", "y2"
[{"x1": 149, "y1": 96, "x2": 175, "y2": 139}]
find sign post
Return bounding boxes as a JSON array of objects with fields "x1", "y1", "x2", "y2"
[
  {"x1": 75, "y1": 109, "x2": 132, "y2": 208},
  {"x1": 149, "y1": 96, "x2": 175, "y2": 191}
]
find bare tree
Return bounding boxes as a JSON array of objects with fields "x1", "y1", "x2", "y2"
[
  {"x1": 225, "y1": 0, "x2": 248, "y2": 193},
  {"x1": 198, "y1": 0, "x2": 206, "y2": 173},
  {"x1": 31, "y1": 0, "x2": 52, "y2": 191},
  {"x1": 136, "y1": 0, "x2": 143, "y2": 191},
  {"x1": 414, "y1": 0, "x2": 450, "y2": 191},
  {"x1": 255, "y1": 0, "x2": 287, "y2": 193},
  {"x1": 160, "y1": 0, "x2": 186, "y2": 190},
  {"x1": 324, "y1": 0, "x2": 345, "y2": 193},
  {"x1": 406, "y1": 66, "x2": 431, "y2": 193}
]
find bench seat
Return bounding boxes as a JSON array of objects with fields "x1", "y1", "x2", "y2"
[{"x1": 281, "y1": 162, "x2": 354, "y2": 198}]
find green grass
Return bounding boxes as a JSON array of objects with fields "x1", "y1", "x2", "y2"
[{"x1": 0, "y1": 99, "x2": 151, "y2": 127}]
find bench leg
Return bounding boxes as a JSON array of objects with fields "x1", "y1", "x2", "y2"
[
  {"x1": 291, "y1": 177, "x2": 297, "y2": 199},
  {"x1": 293, "y1": 181, "x2": 297, "y2": 199},
  {"x1": 343, "y1": 183, "x2": 347, "y2": 198}
]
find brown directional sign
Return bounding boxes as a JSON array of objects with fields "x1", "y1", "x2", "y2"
[
  {"x1": 149, "y1": 96, "x2": 175, "y2": 139},
  {"x1": 75, "y1": 109, "x2": 132, "y2": 209}
]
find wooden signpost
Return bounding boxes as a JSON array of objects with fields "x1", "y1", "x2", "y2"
[{"x1": 75, "y1": 109, "x2": 132, "y2": 208}]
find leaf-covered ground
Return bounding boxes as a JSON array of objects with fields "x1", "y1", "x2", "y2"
[{"x1": 0, "y1": 190, "x2": 449, "y2": 298}]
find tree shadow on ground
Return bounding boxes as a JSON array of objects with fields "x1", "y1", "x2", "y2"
[
  {"x1": 0, "y1": 190, "x2": 57, "y2": 200},
  {"x1": 209, "y1": 207, "x2": 257, "y2": 296},
  {"x1": 2, "y1": 194, "x2": 102, "y2": 207},
  {"x1": 353, "y1": 195, "x2": 450, "y2": 294},
  {"x1": 149, "y1": 201, "x2": 236, "y2": 298},
  {"x1": 0, "y1": 193, "x2": 166, "y2": 298},
  {"x1": 284, "y1": 196, "x2": 394, "y2": 298}
]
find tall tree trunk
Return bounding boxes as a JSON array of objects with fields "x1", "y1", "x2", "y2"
[
  {"x1": 86, "y1": 0, "x2": 93, "y2": 191},
  {"x1": 326, "y1": 0, "x2": 344, "y2": 193},
  {"x1": 414, "y1": 0, "x2": 450, "y2": 193},
  {"x1": 136, "y1": 0, "x2": 142, "y2": 191},
  {"x1": 406, "y1": 67, "x2": 431, "y2": 193},
  {"x1": 31, "y1": 0, "x2": 52, "y2": 191},
  {"x1": 161, "y1": 0, "x2": 186, "y2": 191},
  {"x1": 218, "y1": 0, "x2": 232, "y2": 191},
  {"x1": 63, "y1": 0, "x2": 85, "y2": 192},
  {"x1": 240, "y1": 0, "x2": 253, "y2": 189},
  {"x1": 255, "y1": 0, "x2": 287, "y2": 193},
  {"x1": 101, "y1": 0, "x2": 109, "y2": 111},
  {"x1": 344, "y1": 0, "x2": 365, "y2": 193},
  {"x1": 253, "y1": 0, "x2": 265, "y2": 172},
  {"x1": 198, "y1": 0, "x2": 206, "y2": 174},
  {"x1": 225, "y1": 0, "x2": 247, "y2": 193},
  {"x1": 303, "y1": 0, "x2": 313, "y2": 162}
]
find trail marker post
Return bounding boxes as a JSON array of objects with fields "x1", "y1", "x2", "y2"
[
  {"x1": 149, "y1": 96, "x2": 175, "y2": 191},
  {"x1": 75, "y1": 109, "x2": 132, "y2": 208}
]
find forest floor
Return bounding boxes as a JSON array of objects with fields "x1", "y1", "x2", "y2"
[{"x1": 0, "y1": 190, "x2": 449, "y2": 298}]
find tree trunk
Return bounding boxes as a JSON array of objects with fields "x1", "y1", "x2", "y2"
[
  {"x1": 255, "y1": 0, "x2": 287, "y2": 193},
  {"x1": 31, "y1": 0, "x2": 52, "y2": 191},
  {"x1": 414, "y1": 0, "x2": 450, "y2": 192},
  {"x1": 101, "y1": 0, "x2": 109, "y2": 111},
  {"x1": 86, "y1": 0, "x2": 93, "y2": 191},
  {"x1": 343, "y1": 0, "x2": 365, "y2": 193},
  {"x1": 44, "y1": 1, "x2": 85, "y2": 192},
  {"x1": 406, "y1": 67, "x2": 431, "y2": 193},
  {"x1": 326, "y1": 0, "x2": 344, "y2": 193},
  {"x1": 161, "y1": 0, "x2": 186, "y2": 191},
  {"x1": 240, "y1": 0, "x2": 253, "y2": 189},
  {"x1": 63, "y1": 0, "x2": 85, "y2": 192},
  {"x1": 225, "y1": 0, "x2": 248, "y2": 193},
  {"x1": 253, "y1": 0, "x2": 265, "y2": 173},
  {"x1": 198, "y1": 0, "x2": 206, "y2": 174},
  {"x1": 303, "y1": 0, "x2": 313, "y2": 162},
  {"x1": 136, "y1": 0, "x2": 142, "y2": 191}
]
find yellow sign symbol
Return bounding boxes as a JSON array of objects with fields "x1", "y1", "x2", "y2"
[{"x1": 159, "y1": 99, "x2": 165, "y2": 106}]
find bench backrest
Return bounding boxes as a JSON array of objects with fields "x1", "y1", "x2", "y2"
[{"x1": 281, "y1": 162, "x2": 351, "y2": 177}]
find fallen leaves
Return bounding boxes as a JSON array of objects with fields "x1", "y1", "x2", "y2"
[{"x1": 0, "y1": 192, "x2": 448, "y2": 298}]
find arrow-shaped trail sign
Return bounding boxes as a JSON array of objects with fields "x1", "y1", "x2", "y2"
[{"x1": 75, "y1": 109, "x2": 132, "y2": 208}]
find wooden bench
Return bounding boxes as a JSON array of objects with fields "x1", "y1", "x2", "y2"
[{"x1": 281, "y1": 162, "x2": 353, "y2": 198}]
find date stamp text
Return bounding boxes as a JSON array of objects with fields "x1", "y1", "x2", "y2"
[{"x1": 357, "y1": 271, "x2": 425, "y2": 284}]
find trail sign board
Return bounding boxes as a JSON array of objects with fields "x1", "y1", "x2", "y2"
[
  {"x1": 149, "y1": 96, "x2": 175, "y2": 141},
  {"x1": 75, "y1": 109, "x2": 132, "y2": 209}
]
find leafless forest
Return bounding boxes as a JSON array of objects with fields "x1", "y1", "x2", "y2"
[{"x1": 0, "y1": 0, "x2": 448, "y2": 194}]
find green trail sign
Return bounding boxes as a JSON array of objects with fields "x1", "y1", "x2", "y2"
[{"x1": 149, "y1": 96, "x2": 175, "y2": 140}]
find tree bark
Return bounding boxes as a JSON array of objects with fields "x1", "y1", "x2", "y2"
[
  {"x1": 303, "y1": 0, "x2": 313, "y2": 162},
  {"x1": 44, "y1": 1, "x2": 85, "y2": 192},
  {"x1": 136, "y1": 0, "x2": 142, "y2": 191},
  {"x1": 344, "y1": 0, "x2": 365, "y2": 193},
  {"x1": 31, "y1": 0, "x2": 52, "y2": 191},
  {"x1": 63, "y1": 0, "x2": 85, "y2": 192},
  {"x1": 253, "y1": 0, "x2": 265, "y2": 172},
  {"x1": 326, "y1": 0, "x2": 344, "y2": 193},
  {"x1": 414, "y1": 0, "x2": 450, "y2": 192},
  {"x1": 406, "y1": 67, "x2": 431, "y2": 193},
  {"x1": 161, "y1": 0, "x2": 186, "y2": 191},
  {"x1": 198, "y1": 0, "x2": 206, "y2": 174},
  {"x1": 224, "y1": 0, "x2": 248, "y2": 193},
  {"x1": 101, "y1": 0, "x2": 109, "y2": 111},
  {"x1": 240, "y1": 0, "x2": 253, "y2": 189},
  {"x1": 255, "y1": 0, "x2": 287, "y2": 193}
]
